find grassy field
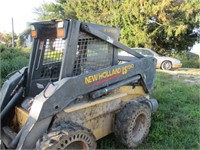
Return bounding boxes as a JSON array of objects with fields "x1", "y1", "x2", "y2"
[{"x1": 98, "y1": 71, "x2": 200, "y2": 149}]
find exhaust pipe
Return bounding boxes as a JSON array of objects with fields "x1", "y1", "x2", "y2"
[{"x1": 143, "y1": 98, "x2": 158, "y2": 113}]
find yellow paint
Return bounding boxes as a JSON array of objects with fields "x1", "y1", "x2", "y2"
[
  {"x1": 62, "y1": 85, "x2": 147, "y2": 140},
  {"x1": 114, "y1": 86, "x2": 147, "y2": 101},
  {"x1": 116, "y1": 86, "x2": 145, "y2": 95},
  {"x1": 12, "y1": 107, "x2": 28, "y2": 131},
  {"x1": 64, "y1": 93, "x2": 127, "y2": 113},
  {"x1": 83, "y1": 114, "x2": 114, "y2": 140},
  {"x1": 104, "y1": 29, "x2": 117, "y2": 33},
  {"x1": 11, "y1": 85, "x2": 147, "y2": 141},
  {"x1": 84, "y1": 64, "x2": 134, "y2": 84},
  {"x1": 64, "y1": 93, "x2": 122, "y2": 140}
]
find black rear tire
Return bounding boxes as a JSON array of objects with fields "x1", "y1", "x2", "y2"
[
  {"x1": 36, "y1": 121, "x2": 96, "y2": 150},
  {"x1": 115, "y1": 100, "x2": 151, "y2": 148}
]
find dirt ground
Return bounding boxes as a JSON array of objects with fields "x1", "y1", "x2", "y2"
[{"x1": 157, "y1": 68, "x2": 200, "y2": 85}]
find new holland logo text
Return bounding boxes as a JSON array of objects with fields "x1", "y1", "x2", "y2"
[{"x1": 84, "y1": 64, "x2": 134, "y2": 85}]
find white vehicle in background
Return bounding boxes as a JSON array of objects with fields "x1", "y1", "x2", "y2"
[{"x1": 119, "y1": 48, "x2": 182, "y2": 70}]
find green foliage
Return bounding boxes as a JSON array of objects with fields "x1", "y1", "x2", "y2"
[
  {"x1": 16, "y1": 36, "x2": 23, "y2": 47},
  {"x1": 0, "y1": 45, "x2": 30, "y2": 85},
  {"x1": 0, "y1": 32, "x2": 17, "y2": 47},
  {"x1": 35, "y1": 0, "x2": 200, "y2": 53},
  {"x1": 0, "y1": 43, "x2": 6, "y2": 52},
  {"x1": 34, "y1": 0, "x2": 67, "y2": 20},
  {"x1": 17, "y1": 28, "x2": 32, "y2": 47},
  {"x1": 44, "y1": 51, "x2": 63, "y2": 62},
  {"x1": 173, "y1": 52, "x2": 199, "y2": 68},
  {"x1": 97, "y1": 72, "x2": 200, "y2": 149}
]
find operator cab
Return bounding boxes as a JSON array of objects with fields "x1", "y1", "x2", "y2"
[{"x1": 26, "y1": 19, "x2": 121, "y2": 97}]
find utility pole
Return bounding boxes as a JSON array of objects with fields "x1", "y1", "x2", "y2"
[{"x1": 12, "y1": 17, "x2": 15, "y2": 48}]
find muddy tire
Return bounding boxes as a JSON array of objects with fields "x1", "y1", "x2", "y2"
[
  {"x1": 36, "y1": 121, "x2": 96, "y2": 150},
  {"x1": 115, "y1": 101, "x2": 151, "y2": 148}
]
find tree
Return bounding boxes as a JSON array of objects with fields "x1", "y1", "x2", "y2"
[
  {"x1": 35, "y1": 0, "x2": 200, "y2": 53},
  {"x1": 0, "y1": 32, "x2": 17, "y2": 47},
  {"x1": 34, "y1": 0, "x2": 67, "y2": 20}
]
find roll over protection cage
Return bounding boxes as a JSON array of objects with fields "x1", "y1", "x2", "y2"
[{"x1": 26, "y1": 19, "x2": 145, "y2": 96}]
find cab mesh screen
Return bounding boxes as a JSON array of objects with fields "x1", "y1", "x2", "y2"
[
  {"x1": 73, "y1": 32, "x2": 112, "y2": 76},
  {"x1": 43, "y1": 38, "x2": 65, "y2": 64},
  {"x1": 38, "y1": 38, "x2": 65, "y2": 79}
]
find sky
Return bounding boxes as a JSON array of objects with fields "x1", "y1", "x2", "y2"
[
  {"x1": 0, "y1": 0, "x2": 54, "y2": 34},
  {"x1": 0, "y1": 0, "x2": 199, "y2": 54},
  {"x1": 191, "y1": 43, "x2": 200, "y2": 54}
]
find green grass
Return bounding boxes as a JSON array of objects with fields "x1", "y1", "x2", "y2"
[{"x1": 98, "y1": 72, "x2": 200, "y2": 149}]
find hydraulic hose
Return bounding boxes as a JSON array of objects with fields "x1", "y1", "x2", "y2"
[{"x1": 90, "y1": 75, "x2": 141, "y2": 99}]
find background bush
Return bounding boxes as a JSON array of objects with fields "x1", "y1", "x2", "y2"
[
  {"x1": 173, "y1": 52, "x2": 199, "y2": 68},
  {"x1": 0, "y1": 45, "x2": 30, "y2": 86}
]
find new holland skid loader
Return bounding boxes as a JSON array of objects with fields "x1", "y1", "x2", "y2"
[{"x1": 0, "y1": 19, "x2": 158, "y2": 149}]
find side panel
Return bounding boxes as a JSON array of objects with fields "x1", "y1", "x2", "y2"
[
  {"x1": 56, "y1": 94, "x2": 122, "y2": 140},
  {"x1": 36, "y1": 57, "x2": 154, "y2": 121},
  {"x1": 55, "y1": 86, "x2": 146, "y2": 140},
  {"x1": 36, "y1": 57, "x2": 156, "y2": 121}
]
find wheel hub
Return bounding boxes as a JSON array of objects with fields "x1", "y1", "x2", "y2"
[{"x1": 58, "y1": 133, "x2": 92, "y2": 150}]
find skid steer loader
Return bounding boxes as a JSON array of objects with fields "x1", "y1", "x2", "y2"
[{"x1": 0, "y1": 19, "x2": 158, "y2": 149}]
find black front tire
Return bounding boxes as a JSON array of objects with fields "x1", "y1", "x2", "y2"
[
  {"x1": 36, "y1": 121, "x2": 96, "y2": 150},
  {"x1": 115, "y1": 100, "x2": 151, "y2": 148}
]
